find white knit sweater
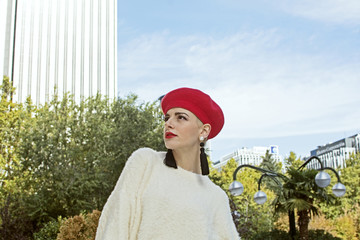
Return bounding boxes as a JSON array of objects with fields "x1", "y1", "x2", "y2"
[{"x1": 95, "y1": 148, "x2": 240, "y2": 240}]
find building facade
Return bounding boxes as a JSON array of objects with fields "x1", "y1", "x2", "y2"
[
  {"x1": 213, "y1": 145, "x2": 283, "y2": 171},
  {"x1": 0, "y1": 0, "x2": 117, "y2": 104},
  {"x1": 308, "y1": 133, "x2": 360, "y2": 170}
]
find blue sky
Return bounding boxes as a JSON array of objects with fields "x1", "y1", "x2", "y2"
[{"x1": 116, "y1": 0, "x2": 360, "y2": 161}]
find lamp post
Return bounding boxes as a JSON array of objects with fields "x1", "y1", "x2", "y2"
[
  {"x1": 229, "y1": 164, "x2": 288, "y2": 197},
  {"x1": 298, "y1": 156, "x2": 346, "y2": 197},
  {"x1": 254, "y1": 172, "x2": 283, "y2": 204},
  {"x1": 229, "y1": 155, "x2": 346, "y2": 239}
]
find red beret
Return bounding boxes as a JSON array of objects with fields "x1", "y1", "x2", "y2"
[{"x1": 161, "y1": 87, "x2": 224, "y2": 139}]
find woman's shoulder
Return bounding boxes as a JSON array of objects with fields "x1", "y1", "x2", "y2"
[
  {"x1": 206, "y1": 179, "x2": 230, "y2": 202},
  {"x1": 130, "y1": 147, "x2": 165, "y2": 158},
  {"x1": 119, "y1": 148, "x2": 166, "y2": 181},
  {"x1": 127, "y1": 147, "x2": 166, "y2": 166}
]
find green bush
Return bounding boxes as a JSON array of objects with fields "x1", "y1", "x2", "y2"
[
  {"x1": 251, "y1": 229, "x2": 341, "y2": 240},
  {"x1": 251, "y1": 229, "x2": 290, "y2": 240},
  {"x1": 333, "y1": 213, "x2": 357, "y2": 240},
  {"x1": 309, "y1": 230, "x2": 342, "y2": 240},
  {"x1": 0, "y1": 194, "x2": 34, "y2": 240},
  {"x1": 33, "y1": 217, "x2": 62, "y2": 240}
]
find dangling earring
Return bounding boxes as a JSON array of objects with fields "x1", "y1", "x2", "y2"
[
  {"x1": 200, "y1": 137, "x2": 209, "y2": 175},
  {"x1": 164, "y1": 149, "x2": 177, "y2": 169}
]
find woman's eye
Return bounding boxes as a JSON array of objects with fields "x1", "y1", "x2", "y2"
[
  {"x1": 178, "y1": 115, "x2": 187, "y2": 120},
  {"x1": 164, "y1": 116, "x2": 169, "y2": 122}
]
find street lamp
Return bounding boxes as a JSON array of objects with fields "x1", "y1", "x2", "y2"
[
  {"x1": 314, "y1": 171, "x2": 331, "y2": 188},
  {"x1": 253, "y1": 172, "x2": 283, "y2": 205},
  {"x1": 254, "y1": 190, "x2": 267, "y2": 205},
  {"x1": 229, "y1": 156, "x2": 346, "y2": 202},
  {"x1": 322, "y1": 167, "x2": 346, "y2": 197},
  {"x1": 332, "y1": 182, "x2": 346, "y2": 197},
  {"x1": 298, "y1": 156, "x2": 346, "y2": 197},
  {"x1": 228, "y1": 164, "x2": 288, "y2": 203},
  {"x1": 228, "y1": 155, "x2": 346, "y2": 240},
  {"x1": 228, "y1": 180, "x2": 244, "y2": 196}
]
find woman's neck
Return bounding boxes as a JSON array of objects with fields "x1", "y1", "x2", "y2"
[{"x1": 172, "y1": 147, "x2": 201, "y2": 174}]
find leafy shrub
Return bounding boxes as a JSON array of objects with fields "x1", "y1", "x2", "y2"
[
  {"x1": 56, "y1": 210, "x2": 100, "y2": 240},
  {"x1": 309, "y1": 230, "x2": 341, "y2": 240},
  {"x1": 345, "y1": 204, "x2": 360, "y2": 239},
  {"x1": 275, "y1": 212, "x2": 358, "y2": 240},
  {"x1": 311, "y1": 208, "x2": 359, "y2": 240},
  {"x1": 33, "y1": 217, "x2": 62, "y2": 240},
  {"x1": 308, "y1": 214, "x2": 336, "y2": 236},
  {"x1": 252, "y1": 229, "x2": 340, "y2": 240},
  {"x1": 333, "y1": 213, "x2": 357, "y2": 240},
  {"x1": 0, "y1": 194, "x2": 34, "y2": 240},
  {"x1": 251, "y1": 229, "x2": 290, "y2": 239},
  {"x1": 274, "y1": 213, "x2": 290, "y2": 232}
]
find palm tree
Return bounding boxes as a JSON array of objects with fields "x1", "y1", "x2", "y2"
[
  {"x1": 273, "y1": 167, "x2": 334, "y2": 240},
  {"x1": 229, "y1": 154, "x2": 339, "y2": 240}
]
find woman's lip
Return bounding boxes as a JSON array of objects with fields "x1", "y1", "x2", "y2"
[{"x1": 165, "y1": 132, "x2": 177, "y2": 139}]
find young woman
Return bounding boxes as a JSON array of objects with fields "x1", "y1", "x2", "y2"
[{"x1": 95, "y1": 87, "x2": 240, "y2": 240}]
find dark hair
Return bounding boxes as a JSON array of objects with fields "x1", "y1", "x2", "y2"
[{"x1": 164, "y1": 149, "x2": 177, "y2": 169}]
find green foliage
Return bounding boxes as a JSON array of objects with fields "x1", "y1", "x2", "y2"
[
  {"x1": 308, "y1": 213, "x2": 335, "y2": 233},
  {"x1": 284, "y1": 151, "x2": 303, "y2": 169},
  {"x1": 33, "y1": 216, "x2": 63, "y2": 240},
  {"x1": 251, "y1": 229, "x2": 290, "y2": 240},
  {"x1": 281, "y1": 167, "x2": 333, "y2": 212},
  {"x1": 2, "y1": 74, "x2": 359, "y2": 239},
  {"x1": 308, "y1": 230, "x2": 342, "y2": 240},
  {"x1": 333, "y1": 213, "x2": 357, "y2": 240},
  {"x1": 1, "y1": 79, "x2": 165, "y2": 237},
  {"x1": 260, "y1": 149, "x2": 281, "y2": 173},
  {"x1": 56, "y1": 210, "x2": 100, "y2": 240},
  {"x1": 309, "y1": 209, "x2": 360, "y2": 240},
  {"x1": 269, "y1": 152, "x2": 336, "y2": 240},
  {"x1": 319, "y1": 153, "x2": 360, "y2": 238},
  {"x1": 0, "y1": 76, "x2": 35, "y2": 239},
  {"x1": 252, "y1": 229, "x2": 341, "y2": 240},
  {"x1": 337, "y1": 153, "x2": 360, "y2": 208},
  {"x1": 0, "y1": 194, "x2": 34, "y2": 240},
  {"x1": 209, "y1": 159, "x2": 276, "y2": 239},
  {"x1": 0, "y1": 76, "x2": 28, "y2": 196},
  {"x1": 209, "y1": 158, "x2": 237, "y2": 189},
  {"x1": 14, "y1": 93, "x2": 165, "y2": 224},
  {"x1": 210, "y1": 151, "x2": 358, "y2": 240},
  {"x1": 259, "y1": 150, "x2": 283, "y2": 196}
]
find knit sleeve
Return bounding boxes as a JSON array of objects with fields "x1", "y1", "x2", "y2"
[
  {"x1": 214, "y1": 191, "x2": 241, "y2": 240},
  {"x1": 95, "y1": 148, "x2": 153, "y2": 240}
]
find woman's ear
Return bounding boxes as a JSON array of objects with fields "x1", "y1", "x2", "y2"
[{"x1": 201, "y1": 124, "x2": 211, "y2": 139}]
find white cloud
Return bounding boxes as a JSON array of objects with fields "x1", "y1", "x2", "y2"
[
  {"x1": 277, "y1": 0, "x2": 360, "y2": 25},
  {"x1": 118, "y1": 30, "x2": 360, "y2": 140}
]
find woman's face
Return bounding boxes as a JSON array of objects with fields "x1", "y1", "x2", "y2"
[{"x1": 163, "y1": 108, "x2": 205, "y2": 151}]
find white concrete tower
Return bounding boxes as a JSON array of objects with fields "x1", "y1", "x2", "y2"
[{"x1": 0, "y1": 0, "x2": 117, "y2": 104}]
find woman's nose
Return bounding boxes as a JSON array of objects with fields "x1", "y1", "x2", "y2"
[{"x1": 164, "y1": 118, "x2": 174, "y2": 129}]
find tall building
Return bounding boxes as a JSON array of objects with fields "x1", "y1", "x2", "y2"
[
  {"x1": 213, "y1": 145, "x2": 283, "y2": 171},
  {"x1": 0, "y1": 0, "x2": 117, "y2": 104},
  {"x1": 308, "y1": 133, "x2": 360, "y2": 170}
]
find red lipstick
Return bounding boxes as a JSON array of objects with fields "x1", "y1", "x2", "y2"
[{"x1": 165, "y1": 132, "x2": 177, "y2": 139}]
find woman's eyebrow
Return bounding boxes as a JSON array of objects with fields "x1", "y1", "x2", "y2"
[{"x1": 174, "y1": 112, "x2": 190, "y2": 117}]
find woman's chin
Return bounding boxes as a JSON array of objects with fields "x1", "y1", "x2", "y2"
[
  {"x1": 164, "y1": 143, "x2": 174, "y2": 150},
  {"x1": 164, "y1": 140, "x2": 178, "y2": 150}
]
